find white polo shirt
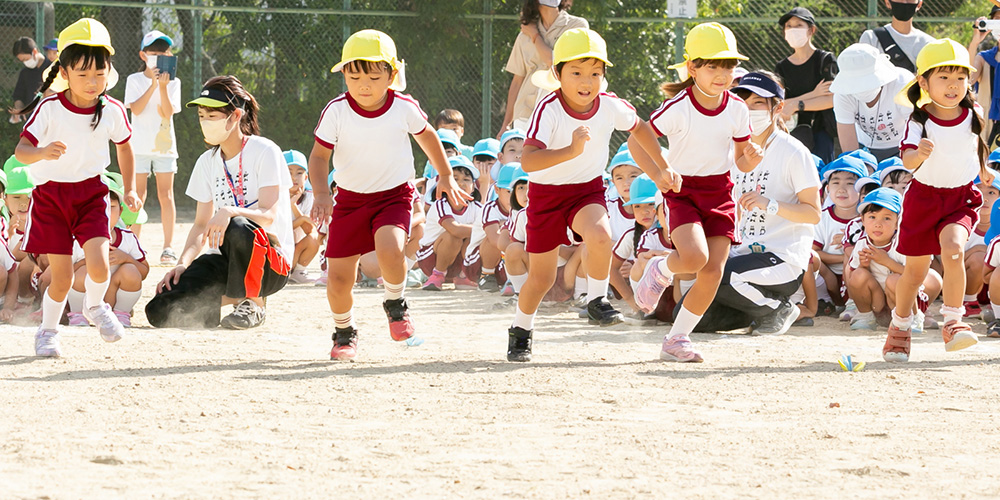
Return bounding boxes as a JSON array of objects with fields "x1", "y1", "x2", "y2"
[
  {"x1": 649, "y1": 87, "x2": 751, "y2": 177},
  {"x1": 420, "y1": 199, "x2": 481, "y2": 249},
  {"x1": 314, "y1": 90, "x2": 429, "y2": 193},
  {"x1": 900, "y1": 105, "x2": 982, "y2": 188},
  {"x1": 525, "y1": 91, "x2": 639, "y2": 185}
]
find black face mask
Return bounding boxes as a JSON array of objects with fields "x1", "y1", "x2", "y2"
[{"x1": 890, "y1": 1, "x2": 917, "y2": 22}]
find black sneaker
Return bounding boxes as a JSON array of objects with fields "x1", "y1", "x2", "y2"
[
  {"x1": 752, "y1": 301, "x2": 800, "y2": 336},
  {"x1": 987, "y1": 319, "x2": 1000, "y2": 338},
  {"x1": 478, "y1": 273, "x2": 500, "y2": 292},
  {"x1": 507, "y1": 326, "x2": 532, "y2": 362},
  {"x1": 220, "y1": 299, "x2": 265, "y2": 329},
  {"x1": 586, "y1": 296, "x2": 624, "y2": 326},
  {"x1": 330, "y1": 327, "x2": 359, "y2": 361}
]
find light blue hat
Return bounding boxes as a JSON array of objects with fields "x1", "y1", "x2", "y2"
[
  {"x1": 437, "y1": 128, "x2": 461, "y2": 150},
  {"x1": 606, "y1": 150, "x2": 638, "y2": 174},
  {"x1": 855, "y1": 174, "x2": 881, "y2": 194},
  {"x1": 877, "y1": 156, "x2": 902, "y2": 171},
  {"x1": 449, "y1": 155, "x2": 478, "y2": 180},
  {"x1": 841, "y1": 148, "x2": 877, "y2": 171},
  {"x1": 990, "y1": 148, "x2": 1000, "y2": 166},
  {"x1": 858, "y1": 187, "x2": 903, "y2": 214},
  {"x1": 496, "y1": 164, "x2": 518, "y2": 190},
  {"x1": 283, "y1": 149, "x2": 307, "y2": 169},
  {"x1": 625, "y1": 174, "x2": 660, "y2": 206},
  {"x1": 986, "y1": 198, "x2": 1000, "y2": 244},
  {"x1": 823, "y1": 156, "x2": 867, "y2": 181},
  {"x1": 327, "y1": 169, "x2": 336, "y2": 187},
  {"x1": 500, "y1": 129, "x2": 525, "y2": 148},
  {"x1": 616, "y1": 142, "x2": 630, "y2": 155},
  {"x1": 876, "y1": 162, "x2": 910, "y2": 185},
  {"x1": 812, "y1": 154, "x2": 825, "y2": 174},
  {"x1": 472, "y1": 138, "x2": 500, "y2": 159},
  {"x1": 508, "y1": 164, "x2": 529, "y2": 186}
]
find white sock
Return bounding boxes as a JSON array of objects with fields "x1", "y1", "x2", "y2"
[
  {"x1": 66, "y1": 288, "x2": 85, "y2": 313},
  {"x1": 852, "y1": 310, "x2": 874, "y2": 323},
  {"x1": 964, "y1": 294, "x2": 976, "y2": 303},
  {"x1": 993, "y1": 303, "x2": 1000, "y2": 320},
  {"x1": 668, "y1": 305, "x2": 701, "y2": 339},
  {"x1": 84, "y1": 275, "x2": 109, "y2": 310},
  {"x1": 405, "y1": 257, "x2": 416, "y2": 270},
  {"x1": 574, "y1": 277, "x2": 587, "y2": 298},
  {"x1": 891, "y1": 309, "x2": 912, "y2": 329},
  {"x1": 509, "y1": 273, "x2": 528, "y2": 293},
  {"x1": 655, "y1": 256, "x2": 675, "y2": 279},
  {"x1": 41, "y1": 290, "x2": 66, "y2": 331},
  {"x1": 586, "y1": 276, "x2": 609, "y2": 302},
  {"x1": 333, "y1": 310, "x2": 355, "y2": 330},
  {"x1": 114, "y1": 289, "x2": 142, "y2": 313},
  {"x1": 384, "y1": 280, "x2": 405, "y2": 301},
  {"x1": 512, "y1": 304, "x2": 535, "y2": 330},
  {"x1": 941, "y1": 305, "x2": 964, "y2": 324}
]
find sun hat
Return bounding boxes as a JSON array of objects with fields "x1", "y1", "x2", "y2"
[
  {"x1": 811, "y1": 154, "x2": 825, "y2": 173},
  {"x1": 448, "y1": 155, "x2": 478, "y2": 181},
  {"x1": 606, "y1": 150, "x2": 638, "y2": 174},
  {"x1": 858, "y1": 187, "x2": 903, "y2": 214},
  {"x1": 331, "y1": 30, "x2": 405, "y2": 91},
  {"x1": 141, "y1": 30, "x2": 173, "y2": 49},
  {"x1": 500, "y1": 129, "x2": 526, "y2": 149},
  {"x1": 437, "y1": 129, "x2": 461, "y2": 150},
  {"x1": 509, "y1": 165, "x2": 530, "y2": 186},
  {"x1": 102, "y1": 171, "x2": 148, "y2": 225},
  {"x1": 625, "y1": 174, "x2": 661, "y2": 206},
  {"x1": 895, "y1": 38, "x2": 976, "y2": 107},
  {"x1": 283, "y1": 150, "x2": 307, "y2": 169},
  {"x1": 855, "y1": 174, "x2": 882, "y2": 194},
  {"x1": 669, "y1": 22, "x2": 748, "y2": 70},
  {"x1": 986, "y1": 199, "x2": 1000, "y2": 244},
  {"x1": 531, "y1": 28, "x2": 612, "y2": 91},
  {"x1": 43, "y1": 39, "x2": 58, "y2": 51},
  {"x1": 472, "y1": 138, "x2": 500, "y2": 159},
  {"x1": 779, "y1": 7, "x2": 816, "y2": 27},
  {"x1": 877, "y1": 156, "x2": 903, "y2": 171},
  {"x1": 975, "y1": 168, "x2": 1000, "y2": 191},
  {"x1": 829, "y1": 44, "x2": 898, "y2": 95},
  {"x1": 495, "y1": 164, "x2": 518, "y2": 190},
  {"x1": 822, "y1": 156, "x2": 867, "y2": 181},
  {"x1": 49, "y1": 18, "x2": 119, "y2": 93},
  {"x1": 842, "y1": 149, "x2": 878, "y2": 172},
  {"x1": 733, "y1": 72, "x2": 785, "y2": 99},
  {"x1": 4, "y1": 167, "x2": 34, "y2": 196}
]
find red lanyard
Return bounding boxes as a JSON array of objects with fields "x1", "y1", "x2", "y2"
[{"x1": 223, "y1": 136, "x2": 249, "y2": 207}]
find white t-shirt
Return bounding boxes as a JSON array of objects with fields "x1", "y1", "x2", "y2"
[
  {"x1": 20, "y1": 91, "x2": 131, "y2": 184},
  {"x1": 124, "y1": 72, "x2": 181, "y2": 158},
  {"x1": 859, "y1": 25, "x2": 935, "y2": 67},
  {"x1": 900, "y1": 105, "x2": 982, "y2": 188},
  {"x1": 186, "y1": 135, "x2": 295, "y2": 262},
  {"x1": 730, "y1": 131, "x2": 821, "y2": 272},
  {"x1": 0, "y1": 238, "x2": 15, "y2": 273},
  {"x1": 613, "y1": 228, "x2": 636, "y2": 261},
  {"x1": 525, "y1": 91, "x2": 639, "y2": 185},
  {"x1": 419, "y1": 199, "x2": 481, "y2": 249},
  {"x1": 607, "y1": 197, "x2": 635, "y2": 243},
  {"x1": 506, "y1": 209, "x2": 528, "y2": 244},
  {"x1": 813, "y1": 206, "x2": 854, "y2": 275},
  {"x1": 72, "y1": 227, "x2": 146, "y2": 264},
  {"x1": 314, "y1": 90, "x2": 428, "y2": 193},
  {"x1": 650, "y1": 88, "x2": 752, "y2": 177},
  {"x1": 833, "y1": 68, "x2": 913, "y2": 150},
  {"x1": 849, "y1": 233, "x2": 905, "y2": 286},
  {"x1": 637, "y1": 227, "x2": 672, "y2": 254},
  {"x1": 967, "y1": 227, "x2": 987, "y2": 251},
  {"x1": 465, "y1": 200, "x2": 509, "y2": 261},
  {"x1": 986, "y1": 237, "x2": 1000, "y2": 269}
]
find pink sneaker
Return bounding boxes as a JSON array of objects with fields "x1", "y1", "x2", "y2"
[
  {"x1": 383, "y1": 298, "x2": 414, "y2": 341},
  {"x1": 635, "y1": 256, "x2": 672, "y2": 313},
  {"x1": 67, "y1": 312, "x2": 89, "y2": 327},
  {"x1": 422, "y1": 270, "x2": 445, "y2": 291},
  {"x1": 501, "y1": 282, "x2": 515, "y2": 296},
  {"x1": 452, "y1": 275, "x2": 478, "y2": 290},
  {"x1": 659, "y1": 335, "x2": 703, "y2": 363},
  {"x1": 114, "y1": 310, "x2": 132, "y2": 328}
]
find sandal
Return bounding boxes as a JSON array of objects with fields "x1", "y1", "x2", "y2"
[
  {"x1": 883, "y1": 324, "x2": 911, "y2": 363},
  {"x1": 941, "y1": 319, "x2": 978, "y2": 352},
  {"x1": 160, "y1": 247, "x2": 178, "y2": 266}
]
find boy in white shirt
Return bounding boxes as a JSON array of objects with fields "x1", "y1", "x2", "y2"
[{"x1": 813, "y1": 156, "x2": 864, "y2": 305}]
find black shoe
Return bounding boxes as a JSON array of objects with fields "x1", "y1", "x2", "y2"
[
  {"x1": 220, "y1": 299, "x2": 265, "y2": 329},
  {"x1": 587, "y1": 296, "x2": 624, "y2": 326},
  {"x1": 507, "y1": 326, "x2": 532, "y2": 362},
  {"x1": 816, "y1": 299, "x2": 836, "y2": 317},
  {"x1": 383, "y1": 298, "x2": 414, "y2": 341},
  {"x1": 478, "y1": 274, "x2": 500, "y2": 292},
  {"x1": 330, "y1": 327, "x2": 359, "y2": 360},
  {"x1": 987, "y1": 319, "x2": 1000, "y2": 338},
  {"x1": 752, "y1": 301, "x2": 800, "y2": 336}
]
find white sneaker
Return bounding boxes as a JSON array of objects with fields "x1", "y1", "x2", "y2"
[
  {"x1": 287, "y1": 267, "x2": 314, "y2": 284},
  {"x1": 840, "y1": 300, "x2": 858, "y2": 322},
  {"x1": 850, "y1": 312, "x2": 876, "y2": 330},
  {"x1": 34, "y1": 328, "x2": 62, "y2": 357},
  {"x1": 83, "y1": 303, "x2": 124, "y2": 342},
  {"x1": 912, "y1": 310, "x2": 925, "y2": 334}
]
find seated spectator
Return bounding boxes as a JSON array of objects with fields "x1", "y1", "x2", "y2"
[{"x1": 283, "y1": 150, "x2": 320, "y2": 284}]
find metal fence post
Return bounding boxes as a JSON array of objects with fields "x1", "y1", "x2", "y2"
[
  {"x1": 35, "y1": 2, "x2": 45, "y2": 46},
  {"x1": 481, "y1": 0, "x2": 493, "y2": 138},
  {"x1": 674, "y1": 22, "x2": 684, "y2": 69},
  {"x1": 867, "y1": 0, "x2": 878, "y2": 29},
  {"x1": 341, "y1": 0, "x2": 351, "y2": 94},
  {"x1": 192, "y1": 0, "x2": 203, "y2": 97}
]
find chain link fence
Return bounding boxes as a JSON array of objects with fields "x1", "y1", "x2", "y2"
[{"x1": 0, "y1": 0, "x2": 986, "y2": 210}]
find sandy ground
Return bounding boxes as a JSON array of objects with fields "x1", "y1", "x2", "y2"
[{"x1": 2, "y1": 221, "x2": 1000, "y2": 499}]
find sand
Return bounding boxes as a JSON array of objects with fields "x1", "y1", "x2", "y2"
[{"x1": 2, "y1": 222, "x2": 1000, "y2": 499}]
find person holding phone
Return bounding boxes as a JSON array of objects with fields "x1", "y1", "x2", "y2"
[{"x1": 969, "y1": 5, "x2": 1000, "y2": 148}]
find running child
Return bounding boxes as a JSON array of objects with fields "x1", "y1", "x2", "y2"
[
  {"x1": 15, "y1": 19, "x2": 141, "y2": 357},
  {"x1": 309, "y1": 30, "x2": 469, "y2": 361},
  {"x1": 886, "y1": 39, "x2": 992, "y2": 362}
]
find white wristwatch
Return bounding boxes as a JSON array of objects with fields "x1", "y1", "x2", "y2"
[{"x1": 766, "y1": 199, "x2": 779, "y2": 215}]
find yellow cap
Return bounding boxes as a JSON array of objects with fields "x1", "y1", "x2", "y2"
[
  {"x1": 552, "y1": 28, "x2": 613, "y2": 67},
  {"x1": 58, "y1": 18, "x2": 115, "y2": 55},
  {"x1": 895, "y1": 38, "x2": 976, "y2": 107},
  {"x1": 668, "y1": 22, "x2": 747, "y2": 70},
  {"x1": 331, "y1": 30, "x2": 398, "y2": 73}
]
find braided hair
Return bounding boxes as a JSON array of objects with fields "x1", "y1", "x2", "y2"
[
  {"x1": 906, "y1": 66, "x2": 988, "y2": 171},
  {"x1": 17, "y1": 44, "x2": 112, "y2": 130}
]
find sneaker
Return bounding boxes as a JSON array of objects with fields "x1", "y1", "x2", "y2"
[
  {"x1": 314, "y1": 270, "x2": 328, "y2": 287},
  {"x1": 987, "y1": 319, "x2": 1000, "y2": 338},
  {"x1": 478, "y1": 274, "x2": 500, "y2": 292},
  {"x1": 586, "y1": 296, "x2": 624, "y2": 326},
  {"x1": 383, "y1": 298, "x2": 415, "y2": 341},
  {"x1": 406, "y1": 270, "x2": 426, "y2": 288},
  {"x1": 839, "y1": 300, "x2": 858, "y2": 322},
  {"x1": 659, "y1": 335, "x2": 703, "y2": 363},
  {"x1": 160, "y1": 247, "x2": 178, "y2": 266},
  {"x1": 912, "y1": 310, "x2": 926, "y2": 334},
  {"x1": 572, "y1": 294, "x2": 589, "y2": 310},
  {"x1": 287, "y1": 267, "x2": 315, "y2": 284},
  {"x1": 34, "y1": 328, "x2": 61, "y2": 357},
  {"x1": 453, "y1": 275, "x2": 478, "y2": 290},
  {"x1": 67, "y1": 311, "x2": 89, "y2": 327},
  {"x1": 507, "y1": 326, "x2": 532, "y2": 362},
  {"x1": 492, "y1": 295, "x2": 518, "y2": 311},
  {"x1": 963, "y1": 301, "x2": 982, "y2": 319},
  {"x1": 941, "y1": 319, "x2": 978, "y2": 352},
  {"x1": 883, "y1": 324, "x2": 911, "y2": 362},
  {"x1": 850, "y1": 313, "x2": 876, "y2": 330},
  {"x1": 422, "y1": 270, "x2": 445, "y2": 291},
  {"x1": 500, "y1": 281, "x2": 514, "y2": 296},
  {"x1": 330, "y1": 327, "x2": 359, "y2": 361},
  {"x1": 816, "y1": 299, "x2": 836, "y2": 317},
  {"x1": 752, "y1": 301, "x2": 800, "y2": 336},
  {"x1": 114, "y1": 310, "x2": 132, "y2": 328},
  {"x1": 635, "y1": 257, "x2": 672, "y2": 313},
  {"x1": 220, "y1": 299, "x2": 265, "y2": 330},
  {"x1": 83, "y1": 303, "x2": 124, "y2": 342}
]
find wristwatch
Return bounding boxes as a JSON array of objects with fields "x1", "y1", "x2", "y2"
[
  {"x1": 797, "y1": 100, "x2": 805, "y2": 113},
  {"x1": 766, "y1": 199, "x2": 779, "y2": 215}
]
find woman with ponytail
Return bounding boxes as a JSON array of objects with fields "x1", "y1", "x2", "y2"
[
  {"x1": 884, "y1": 39, "x2": 993, "y2": 363},
  {"x1": 14, "y1": 19, "x2": 139, "y2": 358},
  {"x1": 147, "y1": 75, "x2": 292, "y2": 331}
]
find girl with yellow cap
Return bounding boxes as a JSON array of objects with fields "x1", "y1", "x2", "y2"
[
  {"x1": 885, "y1": 38, "x2": 994, "y2": 362},
  {"x1": 14, "y1": 18, "x2": 141, "y2": 357},
  {"x1": 629, "y1": 22, "x2": 762, "y2": 363}
]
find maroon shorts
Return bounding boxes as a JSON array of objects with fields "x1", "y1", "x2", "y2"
[
  {"x1": 416, "y1": 244, "x2": 463, "y2": 279},
  {"x1": 326, "y1": 183, "x2": 415, "y2": 259},
  {"x1": 898, "y1": 180, "x2": 982, "y2": 257},
  {"x1": 24, "y1": 176, "x2": 110, "y2": 255},
  {"x1": 525, "y1": 177, "x2": 606, "y2": 254},
  {"x1": 663, "y1": 173, "x2": 736, "y2": 242},
  {"x1": 463, "y1": 251, "x2": 482, "y2": 281}
]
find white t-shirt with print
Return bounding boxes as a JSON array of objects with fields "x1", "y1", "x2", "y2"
[
  {"x1": 419, "y1": 199, "x2": 481, "y2": 249},
  {"x1": 124, "y1": 72, "x2": 181, "y2": 158},
  {"x1": 730, "y1": 131, "x2": 821, "y2": 272},
  {"x1": 20, "y1": 91, "x2": 131, "y2": 184},
  {"x1": 186, "y1": 135, "x2": 295, "y2": 262},
  {"x1": 650, "y1": 88, "x2": 752, "y2": 177},
  {"x1": 849, "y1": 234, "x2": 905, "y2": 287},
  {"x1": 525, "y1": 91, "x2": 639, "y2": 185},
  {"x1": 900, "y1": 105, "x2": 982, "y2": 188},
  {"x1": 833, "y1": 67, "x2": 913, "y2": 150},
  {"x1": 813, "y1": 206, "x2": 854, "y2": 275},
  {"x1": 313, "y1": 90, "x2": 428, "y2": 193}
]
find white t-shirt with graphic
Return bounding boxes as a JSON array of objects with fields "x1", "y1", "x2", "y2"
[
  {"x1": 124, "y1": 72, "x2": 181, "y2": 158},
  {"x1": 833, "y1": 67, "x2": 913, "y2": 150}
]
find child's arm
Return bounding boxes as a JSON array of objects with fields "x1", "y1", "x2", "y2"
[
  {"x1": 155, "y1": 74, "x2": 175, "y2": 119},
  {"x1": 414, "y1": 124, "x2": 471, "y2": 205},
  {"x1": 734, "y1": 139, "x2": 764, "y2": 173},
  {"x1": 308, "y1": 142, "x2": 334, "y2": 224},
  {"x1": 497, "y1": 226, "x2": 512, "y2": 252},
  {"x1": 609, "y1": 256, "x2": 637, "y2": 311},
  {"x1": 868, "y1": 246, "x2": 904, "y2": 275},
  {"x1": 521, "y1": 126, "x2": 590, "y2": 173},
  {"x1": 14, "y1": 136, "x2": 65, "y2": 164},
  {"x1": 901, "y1": 138, "x2": 932, "y2": 171},
  {"x1": 109, "y1": 247, "x2": 150, "y2": 280},
  {"x1": 116, "y1": 141, "x2": 141, "y2": 212},
  {"x1": 441, "y1": 218, "x2": 473, "y2": 239},
  {"x1": 627, "y1": 122, "x2": 681, "y2": 193}
]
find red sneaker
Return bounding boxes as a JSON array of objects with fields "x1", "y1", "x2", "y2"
[
  {"x1": 452, "y1": 276, "x2": 478, "y2": 290},
  {"x1": 330, "y1": 328, "x2": 358, "y2": 361},
  {"x1": 383, "y1": 298, "x2": 415, "y2": 341},
  {"x1": 883, "y1": 324, "x2": 911, "y2": 362},
  {"x1": 422, "y1": 270, "x2": 445, "y2": 291},
  {"x1": 942, "y1": 319, "x2": 978, "y2": 352},
  {"x1": 962, "y1": 301, "x2": 982, "y2": 318}
]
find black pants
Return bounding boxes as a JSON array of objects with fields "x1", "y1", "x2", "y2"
[
  {"x1": 146, "y1": 217, "x2": 289, "y2": 328},
  {"x1": 678, "y1": 252, "x2": 804, "y2": 333}
]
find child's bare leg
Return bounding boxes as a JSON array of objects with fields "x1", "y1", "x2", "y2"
[
  {"x1": 374, "y1": 226, "x2": 408, "y2": 287},
  {"x1": 133, "y1": 173, "x2": 148, "y2": 238},
  {"x1": 81, "y1": 238, "x2": 111, "y2": 310},
  {"x1": 155, "y1": 171, "x2": 176, "y2": 249},
  {"x1": 893, "y1": 255, "x2": 932, "y2": 325},
  {"x1": 358, "y1": 251, "x2": 381, "y2": 280},
  {"x1": 848, "y1": 267, "x2": 883, "y2": 314},
  {"x1": 108, "y1": 264, "x2": 143, "y2": 312},
  {"x1": 937, "y1": 224, "x2": 970, "y2": 322},
  {"x1": 327, "y1": 255, "x2": 361, "y2": 328},
  {"x1": 432, "y1": 232, "x2": 464, "y2": 273},
  {"x1": 512, "y1": 249, "x2": 560, "y2": 329},
  {"x1": 964, "y1": 249, "x2": 985, "y2": 304}
]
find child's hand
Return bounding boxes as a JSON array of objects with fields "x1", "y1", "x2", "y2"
[
  {"x1": 108, "y1": 247, "x2": 129, "y2": 266},
  {"x1": 41, "y1": 141, "x2": 66, "y2": 161},
  {"x1": 916, "y1": 138, "x2": 934, "y2": 161},
  {"x1": 569, "y1": 126, "x2": 591, "y2": 156},
  {"x1": 289, "y1": 185, "x2": 303, "y2": 202},
  {"x1": 867, "y1": 245, "x2": 891, "y2": 266},
  {"x1": 656, "y1": 167, "x2": 682, "y2": 193},
  {"x1": 620, "y1": 260, "x2": 634, "y2": 280},
  {"x1": 858, "y1": 248, "x2": 872, "y2": 268},
  {"x1": 123, "y1": 190, "x2": 142, "y2": 213},
  {"x1": 436, "y1": 174, "x2": 474, "y2": 208},
  {"x1": 0, "y1": 306, "x2": 14, "y2": 322},
  {"x1": 157, "y1": 71, "x2": 170, "y2": 87},
  {"x1": 311, "y1": 192, "x2": 333, "y2": 225},
  {"x1": 831, "y1": 230, "x2": 844, "y2": 250},
  {"x1": 743, "y1": 142, "x2": 764, "y2": 168}
]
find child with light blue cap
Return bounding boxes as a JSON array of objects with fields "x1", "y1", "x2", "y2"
[
  {"x1": 419, "y1": 155, "x2": 482, "y2": 290},
  {"x1": 464, "y1": 162, "x2": 516, "y2": 293},
  {"x1": 875, "y1": 157, "x2": 911, "y2": 194},
  {"x1": 609, "y1": 174, "x2": 661, "y2": 313},
  {"x1": 283, "y1": 149, "x2": 321, "y2": 284},
  {"x1": 498, "y1": 129, "x2": 524, "y2": 167}
]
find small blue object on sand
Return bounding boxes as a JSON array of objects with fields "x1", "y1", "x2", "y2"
[{"x1": 406, "y1": 336, "x2": 425, "y2": 347}]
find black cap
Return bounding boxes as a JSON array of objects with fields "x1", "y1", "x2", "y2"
[
  {"x1": 779, "y1": 7, "x2": 816, "y2": 27},
  {"x1": 992, "y1": 4, "x2": 1000, "y2": 16},
  {"x1": 733, "y1": 72, "x2": 786, "y2": 100}
]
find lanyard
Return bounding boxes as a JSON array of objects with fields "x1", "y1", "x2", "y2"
[{"x1": 223, "y1": 136, "x2": 249, "y2": 207}]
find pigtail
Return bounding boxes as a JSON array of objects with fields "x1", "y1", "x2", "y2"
[
  {"x1": 16, "y1": 61, "x2": 60, "y2": 117},
  {"x1": 92, "y1": 90, "x2": 106, "y2": 130},
  {"x1": 660, "y1": 77, "x2": 694, "y2": 99},
  {"x1": 962, "y1": 91, "x2": 989, "y2": 171},
  {"x1": 906, "y1": 82, "x2": 929, "y2": 139},
  {"x1": 631, "y1": 221, "x2": 643, "y2": 258}
]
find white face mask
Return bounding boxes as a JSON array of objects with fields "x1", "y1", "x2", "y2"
[
  {"x1": 23, "y1": 54, "x2": 40, "y2": 69},
  {"x1": 853, "y1": 87, "x2": 881, "y2": 104},
  {"x1": 749, "y1": 109, "x2": 773, "y2": 136},
  {"x1": 145, "y1": 55, "x2": 157, "y2": 70},
  {"x1": 200, "y1": 114, "x2": 237, "y2": 145},
  {"x1": 784, "y1": 28, "x2": 810, "y2": 49}
]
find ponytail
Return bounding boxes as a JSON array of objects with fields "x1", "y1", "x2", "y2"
[
  {"x1": 631, "y1": 221, "x2": 643, "y2": 258},
  {"x1": 660, "y1": 58, "x2": 740, "y2": 98},
  {"x1": 16, "y1": 60, "x2": 60, "y2": 117}
]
